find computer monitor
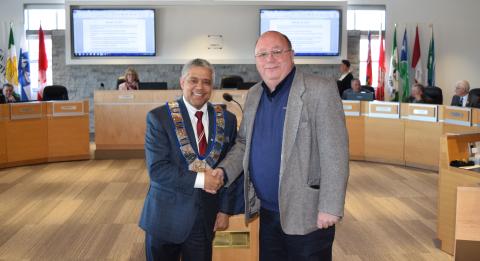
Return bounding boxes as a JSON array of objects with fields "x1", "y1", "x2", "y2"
[
  {"x1": 138, "y1": 82, "x2": 167, "y2": 90},
  {"x1": 344, "y1": 92, "x2": 374, "y2": 101}
]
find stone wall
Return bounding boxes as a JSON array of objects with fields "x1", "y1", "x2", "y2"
[{"x1": 52, "y1": 30, "x2": 360, "y2": 132}]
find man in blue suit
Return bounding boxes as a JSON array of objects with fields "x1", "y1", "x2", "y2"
[{"x1": 139, "y1": 58, "x2": 243, "y2": 261}]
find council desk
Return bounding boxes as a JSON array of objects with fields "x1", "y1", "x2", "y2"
[
  {"x1": 0, "y1": 100, "x2": 90, "y2": 169},
  {"x1": 94, "y1": 90, "x2": 480, "y2": 258}
]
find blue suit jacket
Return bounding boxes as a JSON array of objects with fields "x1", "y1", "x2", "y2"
[{"x1": 139, "y1": 99, "x2": 243, "y2": 243}]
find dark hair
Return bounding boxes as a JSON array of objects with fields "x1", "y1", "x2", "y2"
[
  {"x1": 2, "y1": 83, "x2": 14, "y2": 89},
  {"x1": 342, "y1": 60, "x2": 351, "y2": 68},
  {"x1": 413, "y1": 83, "x2": 425, "y2": 94}
]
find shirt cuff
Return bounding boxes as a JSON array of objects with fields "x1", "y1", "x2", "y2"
[{"x1": 194, "y1": 172, "x2": 205, "y2": 189}]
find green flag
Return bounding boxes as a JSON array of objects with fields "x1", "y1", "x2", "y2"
[
  {"x1": 399, "y1": 28, "x2": 410, "y2": 102},
  {"x1": 387, "y1": 25, "x2": 399, "y2": 101},
  {"x1": 427, "y1": 27, "x2": 435, "y2": 86}
]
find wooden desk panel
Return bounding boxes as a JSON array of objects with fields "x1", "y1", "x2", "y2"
[
  {"x1": 47, "y1": 101, "x2": 90, "y2": 161},
  {"x1": 404, "y1": 120, "x2": 442, "y2": 170},
  {"x1": 6, "y1": 103, "x2": 48, "y2": 165},
  {"x1": 346, "y1": 116, "x2": 364, "y2": 160},
  {"x1": 0, "y1": 104, "x2": 8, "y2": 166},
  {"x1": 94, "y1": 90, "x2": 246, "y2": 154},
  {"x1": 364, "y1": 117, "x2": 405, "y2": 165}
]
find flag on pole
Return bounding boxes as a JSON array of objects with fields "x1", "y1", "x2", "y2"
[
  {"x1": 18, "y1": 48, "x2": 31, "y2": 101},
  {"x1": 427, "y1": 26, "x2": 435, "y2": 86},
  {"x1": 376, "y1": 29, "x2": 385, "y2": 101},
  {"x1": 37, "y1": 25, "x2": 48, "y2": 100},
  {"x1": 411, "y1": 25, "x2": 423, "y2": 84},
  {"x1": 366, "y1": 31, "x2": 373, "y2": 86},
  {"x1": 6, "y1": 24, "x2": 19, "y2": 89},
  {"x1": 400, "y1": 28, "x2": 410, "y2": 102},
  {"x1": 388, "y1": 25, "x2": 399, "y2": 101}
]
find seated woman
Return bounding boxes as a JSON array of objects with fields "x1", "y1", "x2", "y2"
[
  {"x1": 0, "y1": 83, "x2": 21, "y2": 103},
  {"x1": 408, "y1": 83, "x2": 426, "y2": 103},
  {"x1": 118, "y1": 68, "x2": 140, "y2": 90}
]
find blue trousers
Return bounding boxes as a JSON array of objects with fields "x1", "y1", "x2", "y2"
[
  {"x1": 145, "y1": 213, "x2": 212, "y2": 261},
  {"x1": 259, "y1": 208, "x2": 335, "y2": 261}
]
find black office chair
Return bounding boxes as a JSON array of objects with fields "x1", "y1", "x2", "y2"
[
  {"x1": 424, "y1": 86, "x2": 443, "y2": 105},
  {"x1": 468, "y1": 88, "x2": 480, "y2": 108},
  {"x1": 116, "y1": 77, "x2": 126, "y2": 90},
  {"x1": 361, "y1": 85, "x2": 375, "y2": 93},
  {"x1": 239, "y1": 81, "x2": 257, "y2": 90},
  {"x1": 43, "y1": 85, "x2": 68, "y2": 101},
  {"x1": 220, "y1": 75, "x2": 244, "y2": 89}
]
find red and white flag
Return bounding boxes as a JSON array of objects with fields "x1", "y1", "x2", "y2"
[
  {"x1": 411, "y1": 25, "x2": 423, "y2": 84},
  {"x1": 376, "y1": 30, "x2": 385, "y2": 101},
  {"x1": 37, "y1": 25, "x2": 48, "y2": 100},
  {"x1": 366, "y1": 31, "x2": 372, "y2": 86}
]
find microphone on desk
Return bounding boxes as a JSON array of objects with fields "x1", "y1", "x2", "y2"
[{"x1": 223, "y1": 93, "x2": 243, "y2": 113}]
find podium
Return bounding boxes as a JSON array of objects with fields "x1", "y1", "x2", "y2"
[{"x1": 438, "y1": 132, "x2": 480, "y2": 255}]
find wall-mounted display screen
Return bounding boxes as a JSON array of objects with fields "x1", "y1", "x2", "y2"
[
  {"x1": 260, "y1": 9, "x2": 341, "y2": 56},
  {"x1": 71, "y1": 9, "x2": 156, "y2": 57}
]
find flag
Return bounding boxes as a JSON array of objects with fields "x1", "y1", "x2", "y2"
[
  {"x1": 0, "y1": 48, "x2": 5, "y2": 83},
  {"x1": 37, "y1": 25, "x2": 48, "y2": 100},
  {"x1": 387, "y1": 25, "x2": 399, "y2": 101},
  {"x1": 6, "y1": 25, "x2": 19, "y2": 88},
  {"x1": 411, "y1": 25, "x2": 423, "y2": 84},
  {"x1": 376, "y1": 29, "x2": 385, "y2": 101},
  {"x1": 400, "y1": 28, "x2": 410, "y2": 102},
  {"x1": 427, "y1": 27, "x2": 435, "y2": 86},
  {"x1": 18, "y1": 48, "x2": 31, "y2": 101},
  {"x1": 366, "y1": 31, "x2": 372, "y2": 86}
]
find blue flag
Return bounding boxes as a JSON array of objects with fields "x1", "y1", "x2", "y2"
[
  {"x1": 427, "y1": 28, "x2": 435, "y2": 86},
  {"x1": 18, "y1": 48, "x2": 31, "y2": 101},
  {"x1": 399, "y1": 29, "x2": 410, "y2": 102}
]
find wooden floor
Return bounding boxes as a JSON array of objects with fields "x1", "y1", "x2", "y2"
[{"x1": 0, "y1": 160, "x2": 453, "y2": 260}]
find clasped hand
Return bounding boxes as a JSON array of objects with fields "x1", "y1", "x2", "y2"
[{"x1": 203, "y1": 168, "x2": 224, "y2": 194}]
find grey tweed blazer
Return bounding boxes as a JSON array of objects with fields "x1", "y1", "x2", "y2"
[{"x1": 220, "y1": 70, "x2": 349, "y2": 235}]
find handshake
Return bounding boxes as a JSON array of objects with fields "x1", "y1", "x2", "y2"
[{"x1": 203, "y1": 168, "x2": 225, "y2": 194}]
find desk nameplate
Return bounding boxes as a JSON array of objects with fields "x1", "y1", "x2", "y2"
[
  {"x1": 368, "y1": 102, "x2": 400, "y2": 119},
  {"x1": 342, "y1": 100, "x2": 361, "y2": 116},
  {"x1": 10, "y1": 103, "x2": 43, "y2": 120},
  {"x1": 444, "y1": 106, "x2": 471, "y2": 126},
  {"x1": 407, "y1": 104, "x2": 438, "y2": 122}
]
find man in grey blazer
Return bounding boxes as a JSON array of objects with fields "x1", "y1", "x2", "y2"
[{"x1": 211, "y1": 31, "x2": 349, "y2": 260}]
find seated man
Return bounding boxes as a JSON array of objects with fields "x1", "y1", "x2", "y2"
[
  {"x1": 451, "y1": 80, "x2": 470, "y2": 107},
  {"x1": 342, "y1": 78, "x2": 374, "y2": 100},
  {"x1": 0, "y1": 83, "x2": 21, "y2": 103}
]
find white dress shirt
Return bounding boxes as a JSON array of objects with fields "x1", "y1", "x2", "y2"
[
  {"x1": 461, "y1": 94, "x2": 469, "y2": 107},
  {"x1": 182, "y1": 97, "x2": 209, "y2": 189}
]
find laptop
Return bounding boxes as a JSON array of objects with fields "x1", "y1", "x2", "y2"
[
  {"x1": 138, "y1": 82, "x2": 168, "y2": 90},
  {"x1": 345, "y1": 92, "x2": 374, "y2": 101}
]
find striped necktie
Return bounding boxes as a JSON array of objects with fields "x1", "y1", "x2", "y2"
[{"x1": 195, "y1": 111, "x2": 207, "y2": 156}]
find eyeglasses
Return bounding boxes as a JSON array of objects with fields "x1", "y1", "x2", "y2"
[{"x1": 254, "y1": 49, "x2": 292, "y2": 60}]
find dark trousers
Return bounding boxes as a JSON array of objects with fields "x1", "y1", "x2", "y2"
[
  {"x1": 259, "y1": 208, "x2": 335, "y2": 261},
  {"x1": 145, "y1": 213, "x2": 212, "y2": 261}
]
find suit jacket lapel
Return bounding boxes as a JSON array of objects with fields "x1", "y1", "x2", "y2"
[
  {"x1": 207, "y1": 103, "x2": 215, "y2": 146},
  {"x1": 178, "y1": 99, "x2": 200, "y2": 155},
  {"x1": 280, "y1": 71, "x2": 305, "y2": 176}
]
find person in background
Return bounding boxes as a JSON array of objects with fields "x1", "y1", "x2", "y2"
[
  {"x1": 0, "y1": 83, "x2": 21, "y2": 103},
  {"x1": 336, "y1": 59, "x2": 354, "y2": 97},
  {"x1": 211, "y1": 31, "x2": 349, "y2": 261},
  {"x1": 408, "y1": 83, "x2": 426, "y2": 103},
  {"x1": 118, "y1": 67, "x2": 140, "y2": 90},
  {"x1": 451, "y1": 80, "x2": 470, "y2": 107},
  {"x1": 341, "y1": 78, "x2": 374, "y2": 100}
]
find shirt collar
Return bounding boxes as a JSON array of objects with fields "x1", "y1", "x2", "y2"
[
  {"x1": 182, "y1": 96, "x2": 208, "y2": 117},
  {"x1": 261, "y1": 66, "x2": 296, "y2": 98}
]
